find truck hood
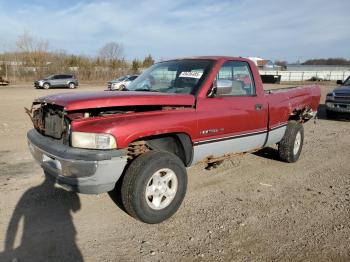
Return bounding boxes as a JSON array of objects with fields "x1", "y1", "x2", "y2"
[
  {"x1": 34, "y1": 91, "x2": 195, "y2": 111},
  {"x1": 334, "y1": 85, "x2": 350, "y2": 94},
  {"x1": 108, "y1": 79, "x2": 124, "y2": 84}
]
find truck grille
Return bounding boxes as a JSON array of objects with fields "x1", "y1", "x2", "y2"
[{"x1": 334, "y1": 93, "x2": 350, "y2": 102}]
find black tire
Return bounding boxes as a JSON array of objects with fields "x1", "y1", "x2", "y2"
[
  {"x1": 121, "y1": 150, "x2": 187, "y2": 224},
  {"x1": 68, "y1": 82, "x2": 76, "y2": 89},
  {"x1": 325, "y1": 109, "x2": 337, "y2": 119},
  {"x1": 43, "y1": 82, "x2": 50, "y2": 89},
  {"x1": 278, "y1": 121, "x2": 304, "y2": 163},
  {"x1": 119, "y1": 85, "x2": 126, "y2": 90}
]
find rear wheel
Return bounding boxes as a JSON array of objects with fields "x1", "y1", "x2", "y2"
[
  {"x1": 69, "y1": 82, "x2": 76, "y2": 89},
  {"x1": 278, "y1": 121, "x2": 304, "y2": 163},
  {"x1": 121, "y1": 151, "x2": 187, "y2": 224}
]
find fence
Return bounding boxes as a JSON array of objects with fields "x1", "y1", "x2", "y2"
[{"x1": 260, "y1": 70, "x2": 350, "y2": 82}]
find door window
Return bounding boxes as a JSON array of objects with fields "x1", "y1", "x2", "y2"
[
  {"x1": 129, "y1": 76, "x2": 138, "y2": 81},
  {"x1": 216, "y1": 61, "x2": 256, "y2": 96}
]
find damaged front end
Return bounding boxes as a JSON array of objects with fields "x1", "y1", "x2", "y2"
[
  {"x1": 25, "y1": 103, "x2": 70, "y2": 143},
  {"x1": 25, "y1": 103, "x2": 191, "y2": 142}
]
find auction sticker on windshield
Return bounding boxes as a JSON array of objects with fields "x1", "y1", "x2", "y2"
[{"x1": 179, "y1": 71, "x2": 203, "y2": 79}]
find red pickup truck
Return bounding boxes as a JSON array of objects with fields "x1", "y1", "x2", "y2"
[{"x1": 27, "y1": 56, "x2": 321, "y2": 223}]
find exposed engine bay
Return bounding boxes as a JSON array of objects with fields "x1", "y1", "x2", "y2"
[
  {"x1": 25, "y1": 103, "x2": 189, "y2": 142},
  {"x1": 25, "y1": 103, "x2": 69, "y2": 141}
]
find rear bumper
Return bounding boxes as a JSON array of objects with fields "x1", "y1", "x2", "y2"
[
  {"x1": 325, "y1": 101, "x2": 350, "y2": 113},
  {"x1": 27, "y1": 129, "x2": 128, "y2": 194}
]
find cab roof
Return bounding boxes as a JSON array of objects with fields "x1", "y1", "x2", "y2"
[{"x1": 159, "y1": 56, "x2": 251, "y2": 63}]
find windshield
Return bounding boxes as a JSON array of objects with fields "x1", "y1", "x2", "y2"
[
  {"x1": 127, "y1": 59, "x2": 214, "y2": 94},
  {"x1": 44, "y1": 75, "x2": 54, "y2": 80},
  {"x1": 343, "y1": 76, "x2": 350, "y2": 86},
  {"x1": 114, "y1": 76, "x2": 128, "y2": 81}
]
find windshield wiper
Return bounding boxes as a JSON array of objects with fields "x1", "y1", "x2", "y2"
[{"x1": 134, "y1": 88, "x2": 159, "y2": 92}]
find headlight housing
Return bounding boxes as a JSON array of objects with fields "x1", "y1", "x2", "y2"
[
  {"x1": 326, "y1": 92, "x2": 335, "y2": 101},
  {"x1": 71, "y1": 132, "x2": 117, "y2": 149}
]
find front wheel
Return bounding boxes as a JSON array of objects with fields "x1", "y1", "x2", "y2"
[
  {"x1": 121, "y1": 151, "x2": 187, "y2": 224},
  {"x1": 326, "y1": 109, "x2": 337, "y2": 119},
  {"x1": 68, "y1": 82, "x2": 76, "y2": 89},
  {"x1": 43, "y1": 83, "x2": 50, "y2": 89},
  {"x1": 278, "y1": 121, "x2": 304, "y2": 163}
]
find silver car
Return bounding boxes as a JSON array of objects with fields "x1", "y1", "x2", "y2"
[
  {"x1": 107, "y1": 75, "x2": 138, "y2": 90},
  {"x1": 34, "y1": 74, "x2": 78, "y2": 89}
]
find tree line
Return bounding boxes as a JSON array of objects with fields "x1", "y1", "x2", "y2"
[
  {"x1": 0, "y1": 32, "x2": 155, "y2": 82},
  {"x1": 302, "y1": 58, "x2": 350, "y2": 66},
  {"x1": 274, "y1": 58, "x2": 350, "y2": 68}
]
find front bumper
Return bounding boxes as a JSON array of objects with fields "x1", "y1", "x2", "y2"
[
  {"x1": 34, "y1": 81, "x2": 43, "y2": 88},
  {"x1": 107, "y1": 83, "x2": 122, "y2": 90},
  {"x1": 325, "y1": 101, "x2": 350, "y2": 113},
  {"x1": 27, "y1": 129, "x2": 128, "y2": 194}
]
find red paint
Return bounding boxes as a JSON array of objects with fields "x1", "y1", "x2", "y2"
[{"x1": 36, "y1": 56, "x2": 321, "y2": 149}]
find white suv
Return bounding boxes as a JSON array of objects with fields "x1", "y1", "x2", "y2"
[{"x1": 107, "y1": 75, "x2": 138, "y2": 90}]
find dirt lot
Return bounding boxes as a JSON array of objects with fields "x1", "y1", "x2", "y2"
[{"x1": 0, "y1": 82, "x2": 349, "y2": 262}]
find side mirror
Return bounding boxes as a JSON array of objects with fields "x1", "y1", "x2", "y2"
[
  {"x1": 336, "y1": 80, "x2": 343, "y2": 85},
  {"x1": 216, "y1": 80, "x2": 233, "y2": 96},
  {"x1": 207, "y1": 80, "x2": 233, "y2": 97}
]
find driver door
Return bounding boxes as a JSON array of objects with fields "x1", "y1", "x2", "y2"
[{"x1": 193, "y1": 61, "x2": 268, "y2": 163}]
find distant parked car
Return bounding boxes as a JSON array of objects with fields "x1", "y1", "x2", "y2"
[
  {"x1": 308, "y1": 76, "x2": 325, "y2": 82},
  {"x1": 0, "y1": 76, "x2": 9, "y2": 86},
  {"x1": 107, "y1": 75, "x2": 138, "y2": 90},
  {"x1": 34, "y1": 74, "x2": 78, "y2": 89},
  {"x1": 325, "y1": 76, "x2": 350, "y2": 118}
]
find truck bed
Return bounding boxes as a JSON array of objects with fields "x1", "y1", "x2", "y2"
[
  {"x1": 265, "y1": 83, "x2": 320, "y2": 100},
  {"x1": 264, "y1": 85, "x2": 306, "y2": 94},
  {"x1": 264, "y1": 84, "x2": 321, "y2": 129}
]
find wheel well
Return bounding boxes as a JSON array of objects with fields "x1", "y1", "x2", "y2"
[
  {"x1": 129, "y1": 133, "x2": 193, "y2": 167},
  {"x1": 288, "y1": 114, "x2": 300, "y2": 121},
  {"x1": 288, "y1": 107, "x2": 315, "y2": 123}
]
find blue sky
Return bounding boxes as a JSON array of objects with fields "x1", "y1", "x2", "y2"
[{"x1": 0, "y1": 0, "x2": 349, "y2": 62}]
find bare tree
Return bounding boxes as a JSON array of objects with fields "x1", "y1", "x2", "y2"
[
  {"x1": 98, "y1": 42, "x2": 124, "y2": 62},
  {"x1": 142, "y1": 54, "x2": 155, "y2": 68},
  {"x1": 16, "y1": 31, "x2": 49, "y2": 54},
  {"x1": 16, "y1": 31, "x2": 50, "y2": 77},
  {"x1": 131, "y1": 59, "x2": 142, "y2": 74},
  {"x1": 1, "y1": 34, "x2": 158, "y2": 82}
]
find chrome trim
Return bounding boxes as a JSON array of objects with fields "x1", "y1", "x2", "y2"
[{"x1": 194, "y1": 129, "x2": 267, "y2": 145}]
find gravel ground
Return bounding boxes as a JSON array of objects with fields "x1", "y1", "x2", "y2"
[{"x1": 0, "y1": 82, "x2": 349, "y2": 262}]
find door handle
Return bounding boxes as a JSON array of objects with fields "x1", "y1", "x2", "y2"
[{"x1": 255, "y1": 104, "x2": 263, "y2": 111}]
